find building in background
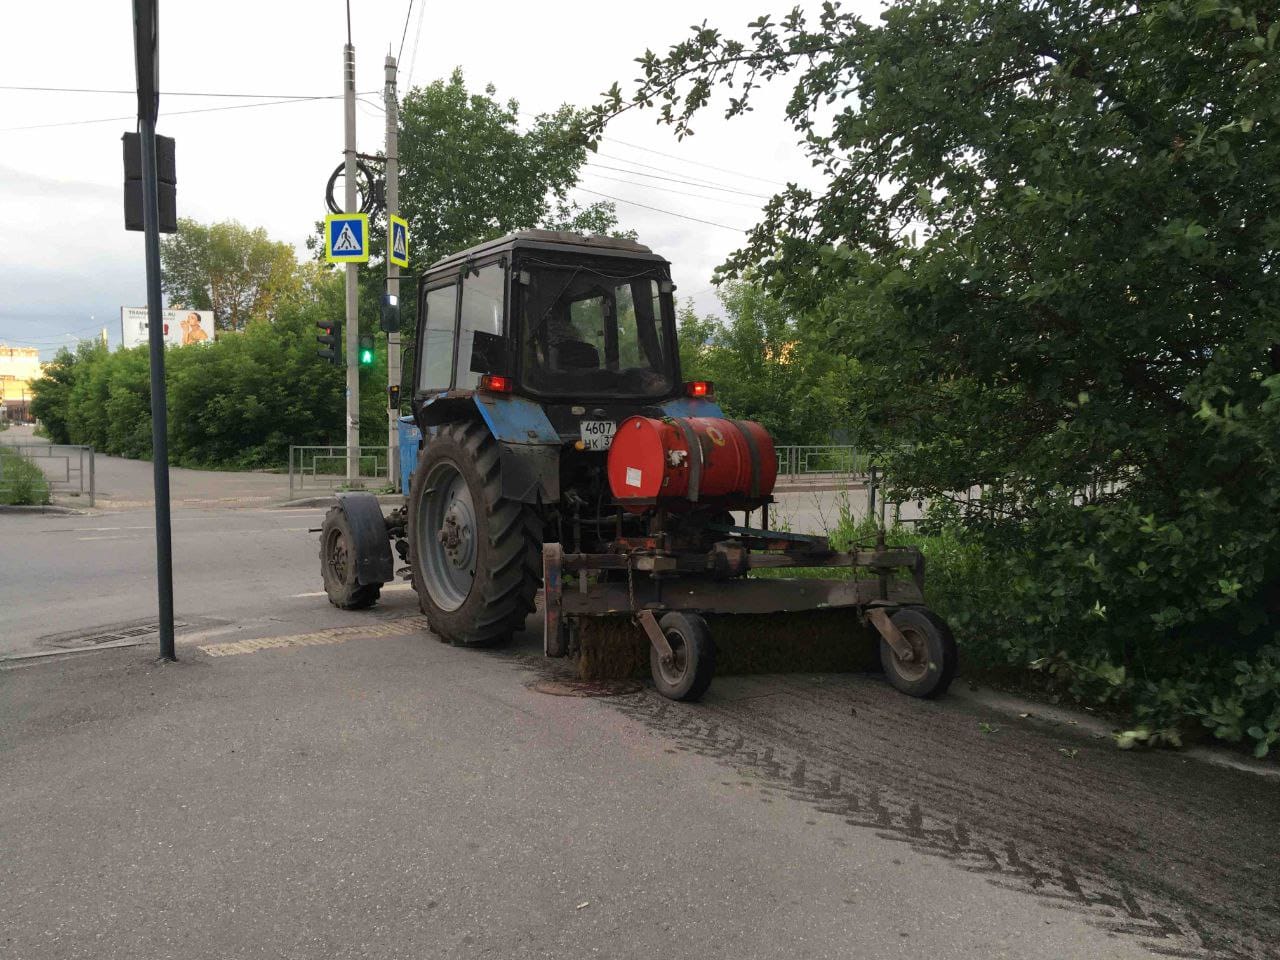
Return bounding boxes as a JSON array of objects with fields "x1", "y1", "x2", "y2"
[{"x1": 0, "y1": 345, "x2": 42, "y2": 423}]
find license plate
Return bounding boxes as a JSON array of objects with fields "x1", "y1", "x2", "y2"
[{"x1": 579, "y1": 420, "x2": 616, "y2": 451}]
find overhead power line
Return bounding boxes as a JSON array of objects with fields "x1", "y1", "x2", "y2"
[
  {"x1": 585, "y1": 161, "x2": 772, "y2": 200},
  {"x1": 603, "y1": 135, "x2": 789, "y2": 188},
  {"x1": 0, "y1": 93, "x2": 377, "y2": 133},
  {"x1": 1, "y1": 322, "x2": 105, "y2": 345},
  {"x1": 397, "y1": 0, "x2": 416, "y2": 64},
  {"x1": 581, "y1": 171, "x2": 765, "y2": 210},
  {"x1": 404, "y1": 0, "x2": 427, "y2": 88},
  {"x1": 594, "y1": 150, "x2": 756, "y2": 192},
  {"x1": 0, "y1": 84, "x2": 355, "y2": 99},
  {"x1": 574, "y1": 187, "x2": 748, "y2": 232},
  {"x1": 514, "y1": 107, "x2": 787, "y2": 189}
]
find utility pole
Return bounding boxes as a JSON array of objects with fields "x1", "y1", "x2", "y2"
[
  {"x1": 384, "y1": 53, "x2": 400, "y2": 489},
  {"x1": 131, "y1": 0, "x2": 176, "y2": 661},
  {"x1": 343, "y1": 28, "x2": 360, "y2": 482}
]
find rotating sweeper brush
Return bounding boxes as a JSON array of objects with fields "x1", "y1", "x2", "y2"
[{"x1": 316, "y1": 231, "x2": 956, "y2": 705}]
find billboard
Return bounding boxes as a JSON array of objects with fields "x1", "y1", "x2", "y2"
[{"x1": 120, "y1": 307, "x2": 215, "y2": 348}]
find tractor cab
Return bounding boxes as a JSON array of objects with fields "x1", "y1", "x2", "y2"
[{"x1": 412, "y1": 230, "x2": 682, "y2": 431}]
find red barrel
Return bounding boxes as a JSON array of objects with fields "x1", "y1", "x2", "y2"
[{"x1": 607, "y1": 416, "x2": 777, "y2": 507}]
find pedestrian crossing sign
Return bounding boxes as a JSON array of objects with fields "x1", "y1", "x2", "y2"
[
  {"x1": 325, "y1": 213, "x2": 369, "y2": 263},
  {"x1": 389, "y1": 215, "x2": 410, "y2": 269}
]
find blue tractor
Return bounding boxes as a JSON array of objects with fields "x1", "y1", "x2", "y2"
[{"x1": 318, "y1": 231, "x2": 956, "y2": 702}]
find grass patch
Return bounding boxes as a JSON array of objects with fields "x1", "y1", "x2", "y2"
[{"x1": 0, "y1": 446, "x2": 51, "y2": 505}]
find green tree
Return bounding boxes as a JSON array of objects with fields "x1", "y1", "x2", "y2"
[
  {"x1": 399, "y1": 69, "x2": 622, "y2": 270},
  {"x1": 28, "y1": 340, "x2": 98, "y2": 444},
  {"x1": 161, "y1": 218, "x2": 300, "y2": 331},
  {"x1": 333, "y1": 69, "x2": 631, "y2": 403},
  {"x1": 594, "y1": 2, "x2": 1280, "y2": 752},
  {"x1": 677, "y1": 282, "x2": 854, "y2": 445}
]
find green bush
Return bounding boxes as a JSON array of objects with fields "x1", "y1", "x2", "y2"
[
  {"x1": 28, "y1": 272, "x2": 392, "y2": 470},
  {"x1": 823, "y1": 510, "x2": 1280, "y2": 759},
  {"x1": 0, "y1": 447, "x2": 51, "y2": 506}
]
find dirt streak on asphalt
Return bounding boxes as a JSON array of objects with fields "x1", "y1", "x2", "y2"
[{"x1": 506, "y1": 652, "x2": 1279, "y2": 960}]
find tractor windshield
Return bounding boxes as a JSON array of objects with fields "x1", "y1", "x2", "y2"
[{"x1": 519, "y1": 262, "x2": 676, "y2": 399}]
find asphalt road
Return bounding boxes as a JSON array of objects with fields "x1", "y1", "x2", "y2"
[
  {"x1": 0, "y1": 506, "x2": 348, "y2": 659},
  {"x1": 1, "y1": 453, "x2": 1276, "y2": 958}
]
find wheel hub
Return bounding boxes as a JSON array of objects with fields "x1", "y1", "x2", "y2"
[
  {"x1": 415, "y1": 460, "x2": 480, "y2": 613},
  {"x1": 326, "y1": 530, "x2": 350, "y2": 582},
  {"x1": 438, "y1": 506, "x2": 475, "y2": 570}
]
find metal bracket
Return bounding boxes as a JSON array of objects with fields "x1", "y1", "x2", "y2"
[
  {"x1": 636, "y1": 609, "x2": 674, "y2": 666},
  {"x1": 867, "y1": 607, "x2": 915, "y2": 663},
  {"x1": 543, "y1": 543, "x2": 567, "y2": 657}
]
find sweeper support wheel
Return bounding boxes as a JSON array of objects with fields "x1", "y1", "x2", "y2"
[
  {"x1": 871, "y1": 605, "x2": 957, "y2": 699},
  {"x1": 636, "y1": 609, "x2": 716, "y2": 702}
]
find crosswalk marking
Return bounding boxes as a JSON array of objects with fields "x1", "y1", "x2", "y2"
[{"x1": 198, "y1": 616, "x2": 429, "y2": 657}]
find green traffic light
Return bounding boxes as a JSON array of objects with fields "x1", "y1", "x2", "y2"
[
  {"x1": 360, "y1": 349, "x2": 373, "y2": 365},
  {"x1": 358, "y1": 334, "x2": 375, "y2": 367}
]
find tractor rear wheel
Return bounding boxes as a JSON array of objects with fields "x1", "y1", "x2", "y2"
[{"x1": 408, "y1": 421, "x2": 542, "y2": 647}]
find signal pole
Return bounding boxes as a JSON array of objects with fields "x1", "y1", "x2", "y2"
[
  {"x1": 131, "y1": 0, "x2": 176, "y2": 662},
  {"x1": 384, "y1": 54, "x2": 400, "y2": 489},
  {"x1": 343, "y1": 32, "x2": 360, "y2": 482}
]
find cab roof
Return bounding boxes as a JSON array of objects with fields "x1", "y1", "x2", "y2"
[{"x1": 426, "y1": 230, "x2": 667, "y2": 276}]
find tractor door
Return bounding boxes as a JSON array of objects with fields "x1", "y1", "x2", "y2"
[{"x1": 417, "y1": 280, "x2": 459, "y2": 394}]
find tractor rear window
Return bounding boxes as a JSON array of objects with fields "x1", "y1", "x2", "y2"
[{"x1": 520, "y1": 265, "x2": 674, "y2": 399}]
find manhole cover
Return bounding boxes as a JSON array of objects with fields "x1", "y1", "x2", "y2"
[
  {"x1": 39, "y1": 618, "x2": 190, "y2": 650},
  {"x1": 529, "y1": 678, "x2": 642, "y2": 698}
]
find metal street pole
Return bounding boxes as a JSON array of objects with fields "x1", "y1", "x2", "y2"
[
  {"x1": 343, "y1": 40, "x2": 360, "y2": 483},
  {"x1": 384, "y1": 53, "x2": 400, "y2": 489},
  {"x1": 132, "y1": 0, "x2": 176, "y2": 661}
]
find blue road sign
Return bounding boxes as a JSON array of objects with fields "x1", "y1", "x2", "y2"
[
  {"x1": 325, "y1": 213, "x2": 369, "y2": 263},
  {"x1": 389, "y1": 215, "x2": 410, "y2": 269}
]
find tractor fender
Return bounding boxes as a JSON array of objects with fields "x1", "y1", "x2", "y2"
[
  {"x1": 473, "y1": 394, "x2": 561, "y2": 504},
  {"x1": 334, "y1": 491, "x2": 394, "y2": 586},
  {"x1": 414, "y1": 392, "x2": 563, "y2": 504},
  {"x1": 657, "y1": 395, "x2": 726, "y2": 419}
]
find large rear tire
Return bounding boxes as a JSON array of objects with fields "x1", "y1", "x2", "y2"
[{"x1": 408, "y1": 421, "x2": 542, "y2": 647}]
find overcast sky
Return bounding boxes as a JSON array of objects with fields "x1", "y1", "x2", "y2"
[{"x1": 1, "y1": 0, "x2": 880, "y2": 358}]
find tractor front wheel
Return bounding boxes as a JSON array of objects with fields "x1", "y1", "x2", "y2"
[
  {"x1": 408, "y1": 421, "x2": 542, "y2": 647},
  {"x1": 319, "y1": 505, "x2": 382, "y2": 610}
]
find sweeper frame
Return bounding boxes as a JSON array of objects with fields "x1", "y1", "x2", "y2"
[{"x1": 542, "y1": 517, "x2": 958, "y2": 702}]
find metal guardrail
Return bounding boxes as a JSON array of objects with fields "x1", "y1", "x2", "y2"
[
  {"x1": 774, "y1": 445, "x2": 866, "y2": 484},
  {"x1": 0, "y1": 442, "x2": 95, "y2": 506},
  {"x1": 288, "y1": 445, "x2": 394, "y2": 500},
  {"x1": 288, "y1": 443, "x2": 866, "y2": 499}
]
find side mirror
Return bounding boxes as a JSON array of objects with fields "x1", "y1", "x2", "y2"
[{"x1": 469, "y1": 330, "x2": 504, "y2": 375}]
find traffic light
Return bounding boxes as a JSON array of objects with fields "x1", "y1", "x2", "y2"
[
  {"x1": 122, "y1": 132, "x2": 177, "y2": 233},
  {"x1": 316, "y1": 320, "x2": 341, "y2": 365},
  {"x1": 358, "y1": 334, "x2": 375, "y2": 367}
]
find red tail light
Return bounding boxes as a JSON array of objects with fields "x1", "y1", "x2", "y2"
[
  {"x1": 478, "y1": 374, "x2": 513, "y2": 393},
  {"x1": 685, "y1": 380, "x2": 714, "y2": 398}
]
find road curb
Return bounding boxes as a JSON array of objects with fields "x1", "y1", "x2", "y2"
[
  {"x1": 0, "y1": 503, "x2": 85, "y2": 515},
  {"x1": 952, "y1": 683, "x2": 1280, "y2": 780},
  {"x1": 276, "y1": 494, "x2": 403, "y2": 509}
]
